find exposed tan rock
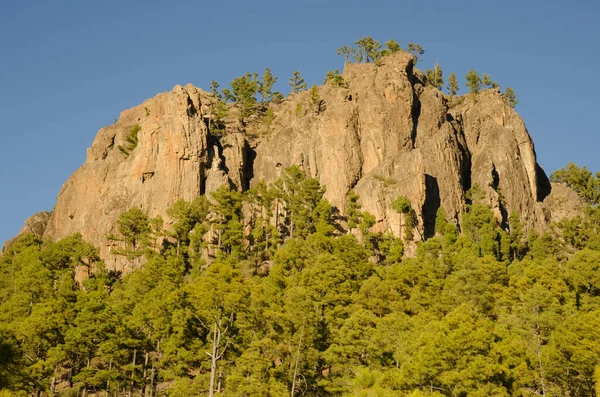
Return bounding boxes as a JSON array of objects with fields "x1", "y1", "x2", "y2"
[
  {"x1": 540, "y1": 182, "x2": 584, "y2": 223},
  {"x1": 22, "y1": 53, "x2": 575, "y2": 267},
  {"x1": 42, "y1": 84, "x2": 249, "y2": 268},
  {"x1": 253, "y1": 52, "x2": 554, "y2": 243}
]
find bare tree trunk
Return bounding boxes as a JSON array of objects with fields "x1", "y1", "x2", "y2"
[
  {"x1": 399, "y1": 213, "x2": 403, "y2": 239},
  {"x1": 150, "y1": 361, "x2": 156, "y2": 397},
  {"x1": 275, "y1": 200, "x2": 279, "y2": 232},
  {"x1": 142, "y1": 351, "x2": 149, "y2": 396},
  {"x1": 208, "y1": 321, "x2": 220, "y2": 397},
  {"x1": 217, "y1": 367, "x2": 223, "y2": 393},
  {"x1": 106, "y1": 359, "x2": 112, "y2": 396},
  {"x1": 50, "y1": 374, "x2": 56, "y2": 395},
  {"x1": 291, "y1": 322, "x2": 305, "y2": 397},
  {"x1": 535, "y1": 324, "x2": 546, "y2": 397},
  {"x1": 130, "y1": 349, "x2": 137, "y2": 397},
  {"x1": 217, "y1": 228, "x2": 222, "y2": 251}
]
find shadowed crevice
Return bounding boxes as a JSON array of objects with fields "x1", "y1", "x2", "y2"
[
  {"x1": 535, "y1": 163, "x2": 552, "y2": 201},
  {"x1": 243, "y1": 142, "x2": 256, "y2": 191},
  {"x1": 422, "y1": 174, "x2": 441, "y2": 239}
]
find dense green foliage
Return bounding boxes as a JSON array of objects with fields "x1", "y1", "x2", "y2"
[{"x1": 2, "y1": 164, "x2": 600, "y2": 396}]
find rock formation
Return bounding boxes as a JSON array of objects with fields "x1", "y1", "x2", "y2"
[
  {"x1": 1, "y1": 211, "x2": 52, "y2": 253},
  {"x1": 42, "y1": 85, "x2": 252, "y2": 269},
  {"x1": 4, "y1": 52, "x2": 578, "y2": 266}
]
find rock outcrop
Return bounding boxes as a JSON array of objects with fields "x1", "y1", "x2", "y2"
[
  {"x1": 2, "y1": 211, "x2": 52, "y2": 253},
  {"x1": 42, "y1": 85, "x2": 252, "y2": 269},
  {"x1": 23, "y1": 52, "x2": 576, "y2": 266},
  {"x1": 252, "y1": 53, "x2": 556, "y2": 241}
]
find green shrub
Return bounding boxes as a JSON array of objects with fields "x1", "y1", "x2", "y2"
[{"x1": 118, "y1": 124, "x2": 141, "y2": 157}]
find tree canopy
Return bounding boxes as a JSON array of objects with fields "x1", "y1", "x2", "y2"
[{"x1": 3, "y1": 163, "x2": 600, "y2": 396}]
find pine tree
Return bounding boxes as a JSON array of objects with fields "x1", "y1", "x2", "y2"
[
  {"x1": 288, "y1": 71, "x2": 306, "y2": 94},
  {"x1": 447, "y1": 72, "x2": 459, "y2": 96},
  {"x1": 109, "y1": 206, "x2": 151, "y2": 258},
  {"x1": 425, "y1": 63, "x2": 444, "y2": 90},
  {"x1": 504, "y1": 87, "x2": 518, "y2": 108},
  {"x1": 309, "y1": 84, "x2": 323, "y2": 115},
  {"x1": 385, "y1": 39, "x2": 401, "y2": 54},
  {"x1": 354, "y1": 36, "x2": 382, "y2": 63},
  {"x1": 185, "y1": 261, "x2": 249, "y2": 397},
  {"x1": 223, "y1": 73, "x2": 259, "y2": 124},
  {"x1": 209, "y1": 81, "x2": 227, "y2": 134},
  {"x1": 465, "y1": 70, "x2": 482, "y2": 101},
  {"x1": 550, "y1": 162, "x2": 600, "y2": 205},
  {"x1": 258, "y1": 67, "x2": 277, "y2": 104},
  {"x1": 407, "y1": 43, "x2": 424, "y2": 65},
  {"x1": 392, "y1": 195, "x2": 415, "y2": 240},
  {"x1": 210, "y1": 80, "x2": 222, "y2": 101},
  {"x1": 118, "y1": 124, "x2": 141, "y2": 157},
  {"x1": 482, "y1": 74, "x2": 499, "y2": 89},
  {"x1": 482, "y1": 74, "x2": 493, "y2": 88},
  {"x1": 337, "y1": 45, "x2": 356, "y2": 63},
  {"x1": 324, "y1": 69, "x2": 346, "y2": 88}
]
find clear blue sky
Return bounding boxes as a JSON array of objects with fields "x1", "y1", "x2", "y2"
[{"x1": 1, "y1": 0, "x2": 599, "y2": 245}]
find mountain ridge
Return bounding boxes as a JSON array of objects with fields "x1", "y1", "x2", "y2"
[{"x1": 2, "y1": 52, "x2": 580, "y2": 261}]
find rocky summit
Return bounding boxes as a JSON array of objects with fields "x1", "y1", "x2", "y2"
[{"x1": 7, "y1": 52, "x2": 578, "y2": 264}]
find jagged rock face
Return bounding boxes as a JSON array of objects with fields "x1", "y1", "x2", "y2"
[
  {"x1": 38, "y1": 53, "x2": 572, "y2": 266},
  {"x1": 253, "y1": 53, "x2": 553, "y2": 244},
  {"x1": 43, "y1": 85, "x2": 250, "y2": 268}
]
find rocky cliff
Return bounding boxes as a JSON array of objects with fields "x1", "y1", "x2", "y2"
[{"x1": 8, "y1": 52, "x2": 577, "y2": 264}]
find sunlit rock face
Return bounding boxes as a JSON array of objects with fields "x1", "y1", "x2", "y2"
[{"x1": 39, "y1": 53, "x2": 577, "y2": 267}]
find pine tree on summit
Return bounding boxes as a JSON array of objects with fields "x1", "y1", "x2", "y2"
[
  {"x1": 407, "y1": 42, "x2": 425, "y2": 64},
  {"x1": 504, "y1": 87, "x2": 519, "y2": 108},
  {"x1": 258, "y1": 67, "x2": 277, "y2": 103},
  {"x1": 354, "y1": 36, "x2": 382, "y2": 63},
  {"x1": 426, "y1": 63, "x2": 444, "y2": 90},
  {"x1": 385, "y1": 39, "x2": 401, "y2": 54},
  {"x1": 337, "y1": 45, "x2": 356, "y2": 63},
  {"x1": 466, "y1": 69, "x2": 482, "y2": 101},
  {"x1": 288, "y1": 70, "x2": 306, "y2": 94},
  {"x1": 482, "y1": 73, "x2": 499, "y2": 89},
  {"x1": 447, "y1": 72, "x2": 459, "y2": 96}
]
